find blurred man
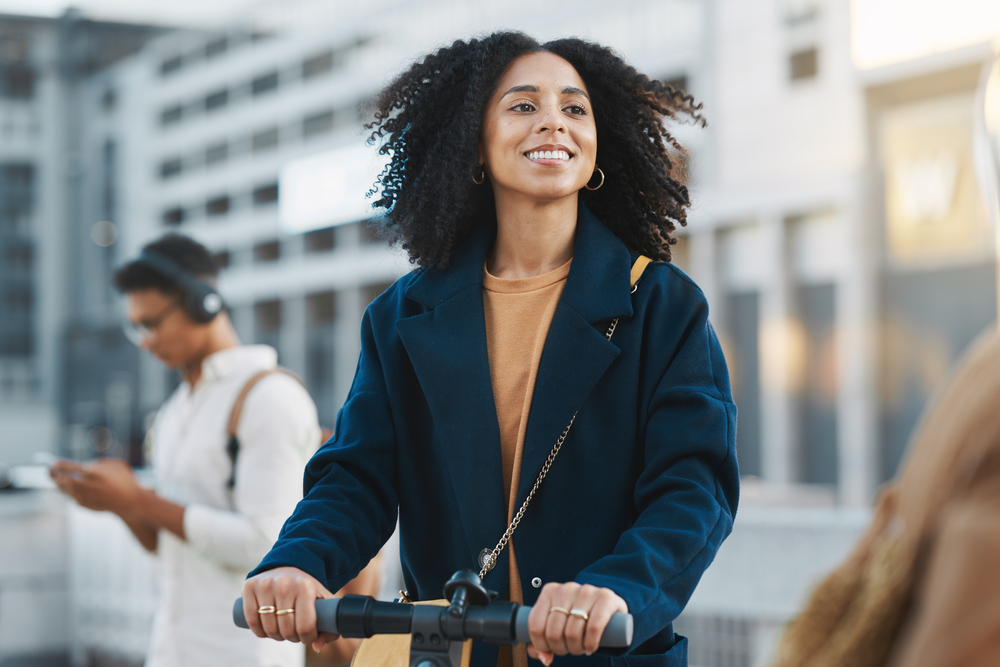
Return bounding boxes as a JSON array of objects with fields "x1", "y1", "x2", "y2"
[{"x1": 52, "y1": 234, "x2": 320, "y2": 667}]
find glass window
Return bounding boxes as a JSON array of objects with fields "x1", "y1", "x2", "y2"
[
  {"x1": 254, "y1": 240, "x2": 280, "y2": 262},
  {"x1": 162, "y1": 207, "x2": 185, "y2": 225},
  {"x1": 160, "y1": 158, "x2": 182, "y2": 179},
  {"x1": 254, "y1": 299, "x2": 282, "y2": 331},
  {"x1": 252, "y1": 71, "x2": 279, "y2": 96},
  {"x1": 253, "y1": 183, "x2": 279, "y2": 205},
  {"x1": 160, "y1": 55, "x2": 183, "y2": 76},
  {"x1": 252, "y1": 127, "x2": 279, "y2": 152},
  {"x1": 306, "y1": 291, "x2": 336, "y2": 326},
  {"x1": 206, "y1": 195, "x2": 230, "y2": 216},
  {"x1": 303, "y1": 109, "x2": 334, "y2": 138},
  {"x1": 205, "y1": 142, "x2": 228, "y2": 165},
  {"x1": 302, "y1": 50, "x2": 334, "y2": 79},
  {"x1": 790, "y1": 48, "x2": 818, "y2": 81},
  {"x1": 305, "y1": 227, "x2": 335, "y2": 253},
  {"x1": 205, "y1": 37, "x2": 228, "y2": 58},
  {"x1": 160, "y1": 105, "x2": 183, "y2": 126},
  {"x1": 205, "y1": 88, "x2": 228, "y2": 111}
]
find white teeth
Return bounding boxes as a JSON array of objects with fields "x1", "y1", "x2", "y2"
[{"x1": 527, "y1": 150, "x2": 570, "y2": 161}]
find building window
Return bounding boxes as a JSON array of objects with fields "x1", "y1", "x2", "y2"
[
  {"x1": 205, "y1": 37, "x2": 228, "y2": 58},
  {"x1": 303, "y1": 109, "x2": 334, "y2": 138},
  {"x1": 163, "y1": 207, "x2": 185, "y2": 225},
  {"x1": 254, "y1": 299, "x2": 282, "y2": 332},
  {"x1": 101, "y1": 88, "x2": 117, "y2": 112},
  {"x1": 205, "y1": 88, "x2": 228, "y2": 111},
  {"x1": 302, "y1": 50, "x2": 334, "y2": 79},
  {"x1": 5, "y1": 287, "x2": 32, "y2": 312},
  {"x1": 206, "y1": 142, "x2": 228, "y2": 165},
  {"x1": 252, "y1": 71, "x2": 279, "y2": 96},
  {"x1": 213, "y1": 250, "x2": 230, "y2": 270},
  {"x1": 790, "y1": 48, "x2": 818, "y2": 81},
  {"x1": 160, "y1": 158, "x2": 182, "y2": 179},
  {"x1": 160, "y1": 55, "x2": 183, "y2": 76},
  {"x1": 160, "y1": 105, "x2": 183, "y2": 126},
  {"x1": 254, "y1": 240, "x2": 280, "y2": 262},
  {"x1": 305, "y1": 227, "x2": 335, "y2": 253},
  {"x1": 206, "y1": 195, "x2": 230, "y2": 216},
  {"x1": 253, "y1": 182, "x2": 279, "y2": 205},
  {"x1": 252, "y1": 127, "x2": 279, "y2": 152},
  {"x1": 306, "y1": 291, "x2": 336, "y2": 326}
]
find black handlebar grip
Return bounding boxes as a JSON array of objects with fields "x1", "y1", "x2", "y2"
[
  {"x1": 232, "y1": 598, "x2": 342, "y2": 634},
  {"x1": 514, "y1": 607, "x2": 633, "y2": 648}
]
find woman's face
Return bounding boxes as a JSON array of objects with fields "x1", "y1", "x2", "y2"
[{"x1": 479, "y1": 52, "x2": 597, "y2": 205}]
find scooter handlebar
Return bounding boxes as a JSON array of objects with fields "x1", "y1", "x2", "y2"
[{"x1": 233, "y1": 597, "x2": 633, "y2": 648}]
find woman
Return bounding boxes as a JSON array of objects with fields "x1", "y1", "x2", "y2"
[{"x1": 242, "y1": 32, "x2": 739, "y2": 667}]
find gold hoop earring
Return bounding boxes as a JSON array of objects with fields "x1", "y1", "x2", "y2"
[
  {"x1": 473, "y1": 166, "x2": 486, "y2": 185},
  {"x1": 585, "y1": 167, "x2": 604, "y2": 191}
]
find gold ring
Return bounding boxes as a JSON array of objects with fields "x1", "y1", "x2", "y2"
[
  {"x1": 569, "y1": 608, "x2": 590, "y2": 621},
  {"x1": 276, "y1": 608, "x2": 295, "y2": 616},
  {"x1": 549, "y1": 606, "x2": 570, "y2": 615},
  {"x1": 258, "y1": 606, "x2": 276, "y2": 614}
]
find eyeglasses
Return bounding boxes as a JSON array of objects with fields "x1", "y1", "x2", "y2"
[{"x1": 122, "y1": 301, "x2": 182, "y2": 346}]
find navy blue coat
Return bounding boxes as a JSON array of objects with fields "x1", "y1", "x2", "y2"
[{"x1": 251, "y1": 206, "x2": 740, "y2": 666}]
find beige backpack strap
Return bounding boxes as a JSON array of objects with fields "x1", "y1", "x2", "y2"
[
  {"x1": 225, "y1": 367, "x2": 305, "y2": 489},
  {"x1": 226, "y1": 367, "x2": 304, "y2": 438},
  {"x1": 630, "y1": 255, "x2": 653, "y2": 290}
]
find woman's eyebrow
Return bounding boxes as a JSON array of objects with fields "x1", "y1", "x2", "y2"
[{"x1": 499, "y1": 84, "x2": 590, "y2": 100}]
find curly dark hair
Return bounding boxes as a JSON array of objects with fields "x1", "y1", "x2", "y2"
[{"x1": 367, "y1": 31, "x2": 705, "y2": 269}]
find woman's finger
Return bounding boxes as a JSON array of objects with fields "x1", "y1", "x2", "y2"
[
  {"x1": 255, "y1": 577, "x2": 282, "y2": 640},
  {"x1": 544, "y1": 583, "x2": 581, "y2": 656},
  {"x1": 297, "y1": 580, "x2": 334, "y2": 647},
  {"x1": 563, "y1": 585, "x2": 600, "y2": 655},
  {"x1": 582, "y1": 591, "x2": 629, "y2": 655},
  {"x1": 274, "y1": 577, "x2": 300, "y2": 642},
  {"x1": 242, "y1": 585, "x2": 267, "y2": 639}
]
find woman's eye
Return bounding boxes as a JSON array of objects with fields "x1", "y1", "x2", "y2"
[
  {"x1": 565, "y1": 105, "x2": 588, "y2": 116},
  {"x1": 511, "y1": 103, "x2": 535, "y2": 112}
]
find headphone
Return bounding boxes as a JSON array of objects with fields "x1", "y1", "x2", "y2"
[{"x1": 135, "y1": 250, "x2": 225, "y2": 323}]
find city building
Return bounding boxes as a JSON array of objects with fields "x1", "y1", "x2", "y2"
[{"x1": 0, "y1": 0, "x2": 997, "y2": 665}]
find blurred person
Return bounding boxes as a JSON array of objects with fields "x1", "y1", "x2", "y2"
[
  {"x1": 769, "y1": 325, "x2": 1000, "y2": 667},
  {"x1": 240, "y1": 32, "x2": 738, "y2": 667},
  {"x1": 51, "y1": 234, "x2": 322, "y2": 667}
]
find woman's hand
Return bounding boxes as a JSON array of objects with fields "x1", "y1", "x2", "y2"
[
  {"x1": 242, "y1": 567, "x2": 338, "y2": 652},
  {"x1": 526, "y1": 582, "x2": 629, "y2": 665}
]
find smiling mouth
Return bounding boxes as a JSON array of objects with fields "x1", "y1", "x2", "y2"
[{"x1": 525, "y1": 149, "x2": 572, "y2": 161}]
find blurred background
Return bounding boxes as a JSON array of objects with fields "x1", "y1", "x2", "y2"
[{"x1": 0, "y1": 0, "x2": 998, "y2": 665}]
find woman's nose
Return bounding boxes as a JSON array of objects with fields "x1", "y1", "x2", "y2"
[{"x1": 536, "y1": 105, "x2": 566, "y2": 134}]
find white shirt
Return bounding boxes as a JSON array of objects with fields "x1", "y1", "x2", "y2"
[{"x1": 145, "y1": 345, "x2": 321, "y2": 667}]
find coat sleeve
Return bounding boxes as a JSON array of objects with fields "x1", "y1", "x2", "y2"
[
  {"x1": 575, "y1": 279, "x2": 740, "y2": 649},
  {"x1": 247, "y1": 306, "x2": 399, "y2": 592}
]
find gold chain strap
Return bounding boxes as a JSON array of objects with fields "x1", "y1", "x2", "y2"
[{"x1": 479, "y1": 317, "x2": 620, "y2": 578}]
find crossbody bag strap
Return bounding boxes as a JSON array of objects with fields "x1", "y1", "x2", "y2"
[
  {"x1": 225, "y1": 367, "x2": 306, "y2": 489},
  {"x1": 478, "y1": 255, "x2": 653, "y2": 577}
]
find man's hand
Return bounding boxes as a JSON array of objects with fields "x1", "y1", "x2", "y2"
[
  {"x1": 50, "y1": 458, "x2": 142, "y2": 514},
  {"x1": 242, "y1": 566, "x2": 338, "y2": 652}
]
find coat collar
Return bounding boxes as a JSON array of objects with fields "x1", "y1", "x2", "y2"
[{"x1": 403, "y1": 204, "x2": 635, "y2": 322}]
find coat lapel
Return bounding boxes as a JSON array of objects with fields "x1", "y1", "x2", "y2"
[
  {"x1": 396, "y1": 221, "x2": 507, "y2": 571},
  {"x1": 515, "y1": 206, "x2": 635, "y2": 506}
]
